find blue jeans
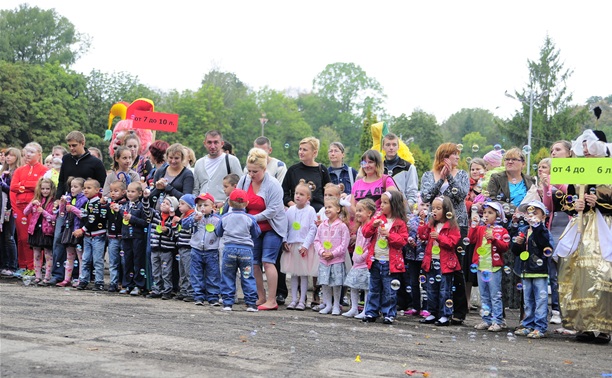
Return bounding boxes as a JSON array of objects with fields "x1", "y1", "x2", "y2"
[
  {"x1": 406, "y1": 259, "x2": 425, "y2": 312},
  {"x1": 477, "y1": 269, "x2": 504, "y2": 325},
  {"x1": 107, "y1": 238, "x2": 122, "y2": 286},
  {"x1": 252, "y1": 230, "x2": 281, "y2": 265},
  {"x1": 79, "y1": 235, "x2": 106, "y2": 285},
  {"x1": 0, "y1": 214, "x2": 17, "y2": 271},
  {"x1": 190, "y1": 248, "x2": 220, "y2": 303},
  {"x1": 522, "y1": 277, "x2": 548, "y2": 332},
  {"x1": 425, "y1": 261, "x2": 454, "y2": 318},
  {"x1": 548, "y1": 260, "x2": 560, "y2": 312},
  {"x1": 365, "y1": 260, "x2": 398, "y2": 319},
  {"x1": 51, "y1": 216, "x2": 67, "y2": 280},
  {"x1": 220, "y1": 245, "x2": 257, "y2": 306}
]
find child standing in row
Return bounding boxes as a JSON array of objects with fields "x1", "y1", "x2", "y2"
[
  {"x1": 75, "y1": 179, "x2": 108, "y2": 291},
  {"x1": 147, "y1": 195, "x2": 179, "y2": 300},
  {"x1": 512, "y1": 200, "x2": 553, "y2": 339},
  {"x1": 190, "y1": 193, "x2": 221, "y2": 306},
  {"x1": 56, "y1": 177, "x2": 87, "y2": 287},
  {"x1": 281, "y1": 180, "x2": 318, "y2": 311},
  {"x1": 469, "y1": 201, "x2": 510, "y2": 332},
  {"x1": 106, "y1": 180, "x2": 127, "y2": 292},
  {"x1": 219, "y1": 173, "x2": 239, "y2": 215},
  {"x1": 176, "y1": 194, "x2": 197, "y2": 302},
  {"x1": 314, "y1": 197, "x2": 350, "y2": 316},
  {"x1": 24, "y1": 178, "x2": 56, "y2": 285},
  {"x1": 120, "y1": 182, "x2": 149, "y2": 296},
  {"x1": 342, "y1": 198, "x2": 375, "y2": 318},
  {"x1": 404, "y1": 197, "x2": 429, "y2": 317},
  {"x1": 215, "y1": 189, "x2": 261, "y2": 312},
  {"x1": 419, "y1": 196, "x2": 461, "y2": 326},
  {"x1": 362, "y1": 191, "x2": 408, "y2": 324}
]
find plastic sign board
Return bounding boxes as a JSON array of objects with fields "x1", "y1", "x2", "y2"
[
  {"x1": 550, "y1": 158, "x2": 612, "y2": 185},
  {"x1": 132, "y1": 110, "x2": 178, "y2": 132}
]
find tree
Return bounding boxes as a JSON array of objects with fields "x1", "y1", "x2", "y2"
[
  {"x1": 359, "y1": 107, "x2": 377, "y2": 157},
  {"x1": 461, "y1": 131, "x2": 491, "y2": 157},
  {"x1": 0, "y1": 4, "x2": 90, "y2": 66},
  {"x1": 312, "y1": 62, "x2": 387, "y2": 150},
  {"x1": 390, "y1": 110, "x2": 442, "y2": 155},
  {"x1": 442, "y1": 108, "x2": 502, "y2": 146},
  {"x1": 499, "y1": 35, "x2": 588, "y2": 151},
  {"x1": 0, "y1": 61, "x2": 87, "y2": 152},
  {"x1": 201, "y1": 69, "x2": 249, "y2": 109}
]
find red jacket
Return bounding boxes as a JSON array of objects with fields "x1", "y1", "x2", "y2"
[
  {"x1": 362, "y1": 215, "x2": 408, "y2": 273},
  {"x1": 418, "y1": 222, "x2": 461, "y2": 274},
  {"x1": 468, "y1": 225, "x2": 509, "y2": 267},
  {"x1": 9, "y1": 163, "x2": 48, "y2": 208}
]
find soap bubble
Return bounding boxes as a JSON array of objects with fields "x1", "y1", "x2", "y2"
[
  {"x1": 428, "y1": 277, "x2": 435, "y2": 285},
  {"x1": 466, "y1": 157, "x2": 472, "y2": 164},
  {"x1": 451, "y1": 187, "x2": 458, "y2": 195},
  {"x1": 419, "y1": 275, "x2": 426, "y2": 284},
  {"x1": 435, "y1": 274, "x2": 442, "y2": 282},
  {"x1": 503, "y1": 266, "x2": 511, "y2": 275},
  {"x1": 472, "y1": 144, "x2": 480, "y2": 153},
  {"x1": 543, "y1": 247, "x2": 553, "y2": 257},
  {"x1": 284, "y1": 143, "x2": 290, "y2": 149},
  {"x1": 535, "y1": 258, "x2": 543, "y2": 267},
  {"x1": 555, "y1": 190, "x2": 564, "y2": 199},
  {"x1": 242, "y1": 266, "x2": 251, "y2": 279},
  {"x1": 516, "y1": 283, "x2": 523, "y2": 291},
  {"x1": 445, "y1": 299, "x2": 454, "y2": 308},
  {"x1": 522, "y1": 145, "x2": 532, "y2": 154},
  {"x1": 481, "y1": 270, "x2": 492, "y2": 282},
  {"x1": 446, "y1": 212, "x2": 453, "y2": 219},
  {"x1": 406, "y1": 285, "x2": 412, "y2": 293},
  {"x1": 462, "y1": 237, "x2": 470, "y2": 246},
  {"x1": 470, "y1": 264, "x2": 478, "y2": 273},
  {"x1": 390, "y1": 279, "x2": 401, "y2": 291},
  {"x1": 457, "y1": 144, "x2": 464, "y2": 151},
  {"x1": 532, "y1": 164, "x2": 538, "y2": 171},
  {"x1": 502, "y1": 234, "x2": 511, "y2": 243}
]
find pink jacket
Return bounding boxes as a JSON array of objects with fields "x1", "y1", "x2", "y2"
[
  {"x1": 314, "y1": 218, "x2": 350, "y2": 266},
  {"x1": 23, "y1": 198, "x2": 56, "y2": 236},
  {"x1": 351, "y1": 226, "x2": 371, "y2": 269}
]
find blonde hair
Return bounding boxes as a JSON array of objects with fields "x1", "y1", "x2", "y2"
[
  {"x1": 323, "y1": 182, "x2": 344, "y2": 197},
  {"x1": 299, "y1": 137, "x2": 320, "y2": 154},
  {"x1": 296, "y1": 179, "x2": 316, "y2": 198},
  {"x1": 324, "y1": 197, "x2": 350, "y2": 228},
  {"x1": 246, "y1": 147, "x2": 268, "y2": 170}
]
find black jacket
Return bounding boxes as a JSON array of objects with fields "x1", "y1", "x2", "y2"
[
  {"x1": 511, "y1": 222, "x2": 553, "y2": 275},
  {"x1": 80, "y1": 197, "x2": 107, "y2": 236},
  {"x1": 56, "y1": 150, "x2": 107, "y2": 199}
]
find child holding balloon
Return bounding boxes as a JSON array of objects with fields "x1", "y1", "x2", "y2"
[
  {"x1": 468, "y1": 201, "x2": 510, "y2": 332},
  {"x1": 418, "y1": 195, "x2": 461, "y2": 326},
  {"x1": 361, "y1": 191, "x2": 408, "y2": 324}
]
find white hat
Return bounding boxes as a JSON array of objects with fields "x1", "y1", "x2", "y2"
[
  {"x1": 483, "y1": 201, "x2": 505, "y2": 221},
  {"x1": 518, "y1": 200, "x2": 547, "y2": 216}
]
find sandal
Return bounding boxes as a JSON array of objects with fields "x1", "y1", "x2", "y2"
[{"x1": 33, "y1": 278, "x2": 42, "y2": 285}]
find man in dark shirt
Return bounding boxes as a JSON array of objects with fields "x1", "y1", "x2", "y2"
[{"x1": 50, "y1": 131, "x2": 107, "y2": 284}]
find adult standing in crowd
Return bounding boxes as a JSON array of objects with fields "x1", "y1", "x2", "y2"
[
  {"x1": 382, "y1": 133, "x2": 418, "y2": 210},
  {"x1": 193, "y1": 130, "x2": 243, "y2": 208},
  {"x1": 146, "y1": 140, "x2": 169, "y2": 185},
  {"x1": 49, "y1": 131, "x2": 107, "y2": 285},
  {"x1": 0, "y1": 147, "x2": 21, "y2": 277},
  {"x1": 123, "y1": 133, "x2": 153, "y2": 180},
  {"x1": 350, "y1": 149, "x2": 397, "y2": 213},
  {"x1": 238, "y1": 148, "x2": 287, "y2": 310},
  {"x1": 420, "y1": 142, "x2": 470, "y2": 325},
  {"x1": 250, "y1": 136, "x2": 287, "y2": 184},
  {"x1": 149, "y1": 143, "x2": 194, "y2": 211},
  {"x1": 9, "y1": 142, "x2": 48, "y2": 273},
  {"x1": 327, "y1": 142, "x2": 358, "y2": 197},
  {"x1": 487, "y1": 147, "x2": 535, "y2": 311},
  {"x1": 281, "y1": 137, "x2": 330, "y2": 304}
]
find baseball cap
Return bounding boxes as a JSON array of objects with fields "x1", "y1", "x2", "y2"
[
  {"x1": 518, "y1": 200, "x2": 548, "y2": 215},
  {"x1": 229, "y1": 189, "x2": 248, "y2": 203},
  {"x1": 196, "y1": 193, "x2": 215, "y2": 204}
]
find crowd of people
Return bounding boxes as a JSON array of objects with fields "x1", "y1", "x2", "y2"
[{"x1": 1, "y1": 127, "x2": 610, "y2": 344}]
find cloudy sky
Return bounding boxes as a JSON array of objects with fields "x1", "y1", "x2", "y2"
[{"x1": 5, "y1": 1, "x2": 611, "y2": 122}]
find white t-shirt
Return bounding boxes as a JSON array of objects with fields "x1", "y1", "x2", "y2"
[{"x1": 204, "y1": 154, "x2": 225, "y2": 179}]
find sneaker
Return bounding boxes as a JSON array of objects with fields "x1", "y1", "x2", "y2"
[
  {"x1": 92, "y1": 284, "x2": 105, "y2": 292},
  {"x1": 246, "y1": 304, "x2": 258, "y2": 312},
  {"x1": 13, "y1": 268, "x2": 26, "y2": 278},
  {"x1": 183, "y1": 296, "x2": 194, "y2": 302},
  {"x1": 362, "y1": 315, "x2": 376, "y2": 323},
  {"x1": 129, "y1": 287, "x2": 140, "y2": 296},
  {"x1": 161, "y1": 293, "x2": 172, "y2": 300},
  {"x1": 147, "y1": 292, "x2": 162, "y2": 299},
  {"x1": 24, "y1": 269, "x2": 35, "y2": 276},
  {"x1": 474, "y1": 321, "x2": 491, "y2": 330},
  {"x1": 174, "y1": 294, "x2": 186, "y2": 301},
  {"x1": 119, "y1": 288, "x2": 129, "y2": 294},
  {"x1": 342, "y1": 308, "x2": 359, "y2": 317},
  {"x1": 0, "y1": 269, "x2": 14, "y2": 277},
  {"x1": 514, "y1": 327, "x2": 532, "y2": 336},
  {"x1": 419, "y1": 310, "x2": 431, "y2": 317},
  {"x1": 405, "y1": 309, "x2": 418, "y2": 316},
  {"x1": 195, "y1": 301, "x2": 204, "y2": 306},
  {"x1": 527, "y1": 329, "x2": 547, "y2": 339},
  {"x1": 550, "y1": 310, "x2": 562, "y2": 324},
  {"x1": 295, "y1": 302, "x2": 306, "y2": 311},
  {"x1": 286, "y1": 301, "x2": 297, "y2": 310},
  {"x1": 383, "y1": 317, "x2": 394, "y2": 324},
  {"x1": 108, "y1": 284, "x2": 118, "y2": 293},
  {"x1": 210, "y1": 301, "x2": 221, "y2": 307},
  {"x1": 311, "y1": 304, "x2": 322, "y2": 312},
  {"x1": 76, "y1": 282, "x2": 88, "y2": 290},
  {"x1": 276, "y1": 295, "x2": 286, "y2": 305},
  {"x1": 354, "y1": 312, "x2": 366, "y2": 320},
  {"x1": 488, "y1": 324, "x2": 503, "y2": 332},
  {"x1": 48, "y1": 277, "x2": 58, "y2": 285},
  {"x1": 222, "y1": 306, "x2": 232, "y2": 311}
]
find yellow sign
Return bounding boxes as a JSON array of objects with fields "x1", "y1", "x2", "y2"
[{"x1": 550, "y1": 158, "x2": 612, "y2": 185}]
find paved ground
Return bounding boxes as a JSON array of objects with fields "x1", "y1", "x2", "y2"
[{"x1": 1, "y1": 278, "x2": 610, "y2": 378}]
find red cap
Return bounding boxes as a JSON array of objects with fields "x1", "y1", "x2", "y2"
[
  {"x1": 229, "y1": 189, "x2": 248, "y2": 203},
  {"x1": 196, "y1": 193, "x2": 215, "y2": 204}
]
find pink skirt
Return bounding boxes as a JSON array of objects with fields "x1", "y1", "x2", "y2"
[{"x1": 280, "y1": 243, "x2": 318, "y2": 277}]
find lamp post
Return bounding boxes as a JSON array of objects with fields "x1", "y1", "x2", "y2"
[
  {"x1": 259, "y1": 113, "x2": 268, "y2": 137},
  {"x1": 504, "y1": 89, "x2": 548, "y2": 175}
]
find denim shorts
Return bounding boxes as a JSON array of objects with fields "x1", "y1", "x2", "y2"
[{"x1": 252, "y1": 230, "x2": 281, "y2": 265}]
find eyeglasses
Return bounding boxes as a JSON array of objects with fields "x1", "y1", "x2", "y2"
[{"x1": 504, "y1": 158, "x2": 524, "y2": 163}]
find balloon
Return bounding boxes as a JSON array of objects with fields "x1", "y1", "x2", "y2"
[
  {"x1": 370, "y1": 122, "x2": 415, "y2": 164},
  {"x1": 107, "y1": 99, "x2": 155, "y2": 157}
]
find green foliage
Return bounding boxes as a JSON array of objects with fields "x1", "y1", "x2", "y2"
[
  {"x1": 0, "y1": 4, "x2": 90, "y2": 66},
  {"x1": 0, "y1": 61, "x2": 87, "y2": 154},
  {"x1": 532, "y1": 147, "x2": 549, "y2": 165},
  {"x1": 461, "y1": 132, "x2": 493, "y2": 157},
  {"x1": 317, "y1": 126, "x2": 341, "y2": 167},
  {"x1": 390, "y1": 110, "x2": 442, "y2": 155},
  {"x1": 359, "y1": 108, "x2": 376, "y2": 156},
  {"x1": 442, "y1": 108, "x2": 502, "y2": 147},
  {"x1": 408, "y1": 144, "x2": 431, "y2": 179}
]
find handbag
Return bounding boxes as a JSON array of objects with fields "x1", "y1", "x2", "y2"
[{"x1": 519, "y1": 184, "x2": 541, "y2": 206}]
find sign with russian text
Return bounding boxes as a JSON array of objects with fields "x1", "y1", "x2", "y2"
[
  {"x1": 132, "y1": 110, "x2": 178, "y2": 132},
  {"x1": 550, "y1": 158, "x2": 612, "y2": 185}
]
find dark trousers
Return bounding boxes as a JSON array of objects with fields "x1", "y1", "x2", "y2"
[
  {"x1": 275, "y1": 251, "x2": 288, "y2": 298},
  {"x1": 122, "y1": 238, "x2": 146, "y2": 289}
]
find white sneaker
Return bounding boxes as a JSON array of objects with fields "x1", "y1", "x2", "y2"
[
  {"x1": 342, "y1": 308, "x2": 359, "y2": 317},
  {"x1": 550, "y1": 310, "x2": 562, "y2": 324},
  {"x1": 474, "y1": 321, "x2": 490, "y2": 330},
  {"x1": 222, "y1": 306, "x2": 232, "y2": 311},
  {"x1": 488, "y1": 323, "x2": 503, "y2": 332}
]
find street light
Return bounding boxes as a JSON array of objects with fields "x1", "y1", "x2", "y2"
[
  {"x1": 259, "y1": 113, "x2": 268, "y2": 137},
  {"x1": 504, "y1": 89, "x2": 548, "y2": 175}
]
